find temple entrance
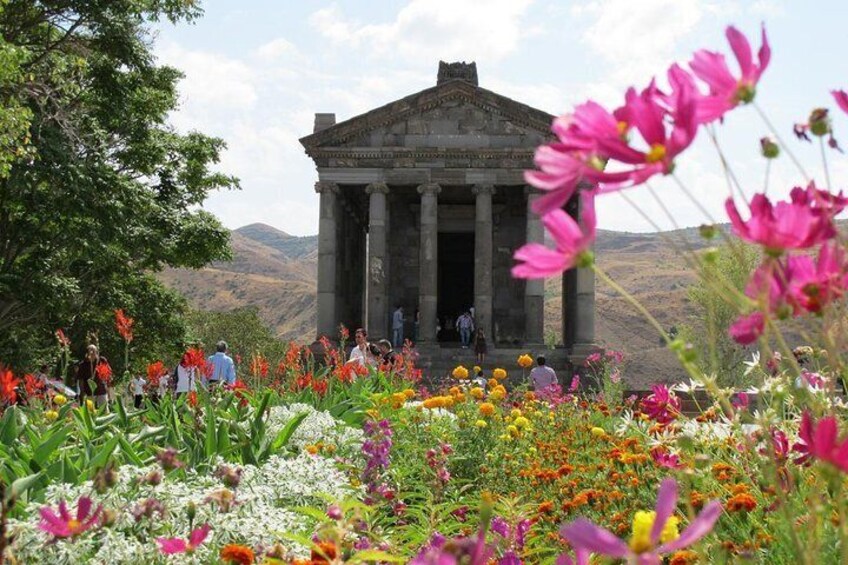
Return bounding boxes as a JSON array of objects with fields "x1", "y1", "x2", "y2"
[{"x1": 437, "y1": 232, "x2": 475, "y2": 343}]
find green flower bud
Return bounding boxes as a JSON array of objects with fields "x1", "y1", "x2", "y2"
[{"x1": 760, "y1": 137, "x2": 779, "y2": 159}]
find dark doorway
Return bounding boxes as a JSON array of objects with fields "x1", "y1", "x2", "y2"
[{"x1": 437, "y1": 232, "x2": 475, "y2": 343}]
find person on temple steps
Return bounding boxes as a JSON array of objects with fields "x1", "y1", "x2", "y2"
[
  {"x1": 473, "y1": 328, "x2": 487, "y2": 365},
  {"x1": 457, "y1": 311, "x2": 474, "y2": 348},
  {"x1": 392, "y1": 305, "x2": 404, "y2": 349}
]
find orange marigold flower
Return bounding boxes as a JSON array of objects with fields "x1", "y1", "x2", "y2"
[
  {"x1": 311, "y1": 541, "x2": 338, "y2": 563},
  {"x1": 690, "y1": 491, "x2": 706, "y2": 511},
  {"x1": 220, "y1": 543, "x2": 255, "y2": 564},
  {"x1": 726, "y1": 493, "x2": 757, "y2": 512},
  {"x1": 731, "y1": 483, "x2": 750, "y2": 495},
  {"x1": 669, "y1": 550, "x2": 699, "y2": 565},
  {"x1": 537, "y1": 501, "x2": 554, "y2": 514},
  {"x1": 479, "y1": 402, "x2": 495, "y2": 417}
]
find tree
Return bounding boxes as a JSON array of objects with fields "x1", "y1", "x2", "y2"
[
  {"x1": 681, "y1": 243, "x2": 760, "y2": 386},
  {"x1": 0, "y1": 1, "x2": 238, "y2": 373},
  {"x1": 185, "y1": 308, "x2": 287, "y2": 364}
]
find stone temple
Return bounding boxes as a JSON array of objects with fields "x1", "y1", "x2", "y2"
[{"x1": 300, "y1": 62, "x2": 595, "y2": 375}]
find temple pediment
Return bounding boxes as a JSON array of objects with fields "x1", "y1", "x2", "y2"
[{"x1": 300, "y1": 79, "x2": 554, "y2": 154}]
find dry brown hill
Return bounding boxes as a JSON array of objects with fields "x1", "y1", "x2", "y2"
[{"x1": 159, "y1": 223, "x2": 713, "y2": 385}]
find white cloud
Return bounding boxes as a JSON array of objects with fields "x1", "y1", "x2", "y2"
[
  {"x1": 255, "y1": 37, "x2": 300, "y2": 61},
  {"x1": 309, "y1": 0, "x2": 534, "y2": 63}
]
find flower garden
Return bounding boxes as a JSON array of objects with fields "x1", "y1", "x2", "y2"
[{"x1": 4, "y1": 19, "x2": 848, "y2": 565}]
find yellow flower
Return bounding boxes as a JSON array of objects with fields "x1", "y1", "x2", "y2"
[
  {"x1": 479, "y1": 402, "x2": 495, "y2": 417},
  {"x1": 490, "y1": 385, "x2": 507, "y2": 402},
  {"x1": 487, "y1": 378, "x2": 498, "y2": 390},
  {"x1": 629, "y1": 511, "x2": 679, "y2": 553},
  {"x1": 507, "y1": 425, "x2": 519, "y2": 438},
  {"x1": 470, "y1": 387, "x2": 485, "y2": 400},
  {"x1": 591, "y1": 427, "x2": 606, "y2": 438},
  {"x1": 524, "y1": 391, "x2": 537, "y2": 402},
  {"x1": 452, "y1": 365, "x2": 469, "y2": 380},
  {"x1": 514, "y1": 416, "x2": 531, "y2": 429},
  {"x1": 517, "y1": 354, "x2": 533, "y2": 368},
  {"x1": 44, "y1": 410, "x2": 59, "y2": 422},
  {"x1": 53, "y1": 394, "x2": 67, "y2": 406},
  {"x1": 391, "y1": 392, "x2": 406, "y2": 407},
  {"x1": 449, "y1": 386, "x2": 461, "y2": 396},
  {"x1": 423, "y1": 397, "x2": 442, "y2": 409},
  {"x1": 510, "y1": 408, "x2": 522, "y2": 419},
  {"x1": 473, "y1": 365, "x2": 482, "y2": 374},
  {"x1": 366, "y1": 408, "x2": 380, "y2": 420},
  {"x1": 85, "y1": 399, "x2": 95, "y2": 411},
  {"x1": 475, "y1": 419, "x2": 488, "y2": 428},
  {"x1": 305, "y1": 444, "x2": 319, "y2": 455},
  {"x1": 403, "y1": 389, "x2": 415, "y2": 399},
  {"x1": 493, "y1": 368, "x2": 507, "y2": 380}
]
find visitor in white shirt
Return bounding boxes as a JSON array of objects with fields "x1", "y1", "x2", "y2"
[
  {"x1": 348, "y1": 328, "x2": 376, "y2": 368},
  {"x1": 131, "y1": 375, "x2": 147, "y2": 408},
  {"x1": 175, "y1": 353, "x2": 197, "y2": 396}
]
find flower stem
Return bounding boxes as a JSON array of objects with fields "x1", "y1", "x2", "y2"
[{"x1": 819, "y1": 136, "x2": 832, "y2": 190}]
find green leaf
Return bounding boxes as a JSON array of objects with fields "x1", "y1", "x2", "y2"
[
  {"x1": 87, "y1": 436, "x2": 119, "y2": 477},
  {"x1": 347, "y1": 550, "x2": 406, "y2": 563},
  {"x1": 260, "y1": 411, "x2": 307, "y2": 461},
  {"x1": 33, "y1": 425, "x2": 69, "y2": 466},
  {"x1": 0, "y1": 406, "x2": 19, "y2": 445},
  {"x1": 117, "y1": 435, "x2": 144, "y2": 466},
  {"x1": 6, "y1": 471, "x2": 44, "y2": 502}
]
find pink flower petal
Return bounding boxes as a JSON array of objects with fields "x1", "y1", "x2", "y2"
[
  {"x1": 726, "y1": 26, "x2": 753, "y2": 78},
  {"x1": 658, "y1": 500, "x2": 722, "y2": 553},
  {"x1": 157, "y1": 537, "x2": 188, "y2": 555},
  {"x1": 188, "y1": 524, "x2": 211, "y2": 547},
  {"x1": 651, "y1": 478, "x2": 678, "y2": 545},
  {"x1": 76, "y1": 497, "x2": 92, "y2": 522},
  {"x1": 560, "y1": 518, "x2": 630, "y2": 558}
]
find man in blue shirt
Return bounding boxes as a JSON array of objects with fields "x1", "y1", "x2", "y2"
[{"x1": 206, "y1": 340, "x2": 236, "y2": 386}]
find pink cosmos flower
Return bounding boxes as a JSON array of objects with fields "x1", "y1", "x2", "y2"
[
  {"x1": 560, "y1": 478, "x2": 722, "y2": 565},
  {"x1": 832, "y1": 90, "x2": 848, "y2": 115},
  {"x1": 792, "y1": 411, "x2": 848, "y2": 472},
  {"x1": 411, "y1": 529, "x2": 493, "y2": 565},
  {"x1": 652, "y1": 448, "x2": 684, "y2": 469},
  {"x1": 729, "y1": 311, "x2": 765, "y2": 345},
  {"x1": 556, "y1": 548, "x2": 589, "y2": 565},
  {"x1": 731, "y1": 391, "x2": 750, "y2": 410},
  {"x1": 639, "y1": 384, "x2": 681, "y2": 424},
  {"x1": 157, "y1": 524, "x2": 211, "y2": 555},
  {"x1": 512, "y1": 190, "x2": 596, "y2": 279},
  {"x1": 689, "y1": 24, "x2": 770, "y2": 123},
  {"x1": 726, "y1": 183, "x2": 843, "y2": 252},
  {"x1": 785, "y1": 243, "x2": 848, "y2": 314},
  {"x1": 744, "y1": 261, "x2": 789, "y2": 314},
  {"x1": 39, "y1": 497, "x2": 102, "y2": 539}
]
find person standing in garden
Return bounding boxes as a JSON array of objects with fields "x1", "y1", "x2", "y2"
[
  {"x1": 392, "y1": 306, "x2": 404, "y2": 348},
  {"x1": 130, "y1": 374, "x2": 146, "y2": 408},
  {"x1": 75, "y1": 345, "x2": 110, "y2": 407},
  {"x1": 174, "y1": 352, "x2": 196, "y2": 397},
  {"x1": 207, "y1": 341, "x2": 236, "y2": 386},
  {"x1": 348, "y1": 328, "x2": 375, "y2": 367},
  {"x1": 378, "y1": 339, "x2": 398, "y2": 370},
  {"x1": 529, "y1": 355, "x2": 557, "y2": 391},
  {"x1": 457, "y1": 311, "x2": 474, "y2": 348},
  {"x1": 473, "y1": 328, "x2": 487, "y2": 365}
]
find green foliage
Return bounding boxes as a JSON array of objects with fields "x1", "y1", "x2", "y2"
[
  {"x1": 681, "y1": 243, "x2": 760, "y2": 387},
  {"x1": 184, "y1": 307, "x2": 286, "y2": 361},
  {"x1": 0, "y1": 0, "x2": 237, "y2": 372}
]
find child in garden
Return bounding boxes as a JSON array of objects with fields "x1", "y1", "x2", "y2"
[{"x1": 473, "y1": 328, "x2": 487, "y2": 365}]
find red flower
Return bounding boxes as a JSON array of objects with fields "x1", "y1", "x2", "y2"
[
  {"x1": 146, "y1": 361, "x2": 166, "y2": 387},
  {"x1": 311, "y1": 379, "x2": 328, "y2": 396},
  {"x1": 793, "y1": 411, "x2": 848, "y2": 472},
  {"x1": 182, "y1": 348, "x2": 207, "y2": 372},
  {"x1": 114, "y1": 309, "x2": 134, "y2": 343},
  {"x1": 55, "y1": 329, "x2": 70, "y2": 348},
  {"x1": 250, "y1": 354, "x2": 269, "y2": 379},
  {"x1": 187, "y1": 391, "x2": 198, "y2": 408},
  {"x1": 639, "y1": 384, "x2": 681, "y2": 424},
  {"x1": 95, "y1": 361, "x2": 112, "y2": 385},
  {"x1": 0, "y1": 368, "x2": 21, "y2": 405},
  {"x1": 24, "y1": 373, "x2": 46, "y2": 398},
  {"x1": 226, "y1": 379, "x2": 250, "y2": 407}
]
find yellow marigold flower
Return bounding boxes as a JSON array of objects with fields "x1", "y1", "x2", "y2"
[
  {"x1": 591, "y1": 427, "x2": 606, "y2": 438},
  {"x1": 507, "y1": 425, "x2": 520, "y2": 438},
  {"x1": 423, "y1": 398, "x2": 441, "y2": 409},
  {"x1": 53, "y1": 394, "x2": 67, "y2": 406},
  {"x1": 443, "y1": 396, "x2": 455, "y2": 408},
  {"x1": 517, "y1": 354, "x2": 533, "y2": 368},
  {"x1": 305, "y1": 444, "x2": 319, "y2": 455},
  {"x1": 403, "y1": 389, "x2": 415, "y2": 399},
  {"x1": 493, "y1": 368, "x2": 507, "y2": 380},
  {"x1": 510, "y1": 408, "x2": 522, "y2": 419},
  {"x1": 470, "y1": 387, "x2": 485, "y2": 399},
  {"x1": 475, "y1": 419, "x2": 488, "y2": 428},
  {"x1": 473, "y1": 365, "x2": 482, "y2": 374},
  {"x1": 629, "y1": 511, "x2": 679, "y2": 553},
  {"x1": 452, "y1": 365, "x2": 469, "y2": 380},
  {"x1": 44, "y1": 410, "x2": 59, "y2": 422},
  {"x1": 524, "y1": 391, "x2": 536, "y2": 402},
  {"x1": 449, "y1": 386, "x2": 461, "y2": 396},
  {"x1": 366, "y1": 408, "x2": 380, "y2": 420},
  {"x1": 391, "y1": 392, "x2": 406, "y2": 406},
  {"x1": 85, "y1": 399, "x2": 95, "y2": 411},
  {"x1": 479, "y1": 402, "x2": 495, "y2": 417},
  {"x1": 514, "y1": 416, "x2": 531, "y2": 429},
  {"x1": 487, "y1": 378, "x2": 498, "y2": 389},
  {"x1": 455, "y1": 393, "x2": 466, "y2": 403}
]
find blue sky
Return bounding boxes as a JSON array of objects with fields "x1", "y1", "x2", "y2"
[{"x1": 155, "y1": 0, "x2": 848, "y2": 236}]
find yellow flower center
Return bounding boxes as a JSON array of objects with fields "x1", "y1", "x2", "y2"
[
  {"x1": 646, "y1": 143, "x2": 667, "y2": 164},
  {"x1": 67, "y1": 519, "x2": 82, "y2": 534},
  {"x1": 629, "y1": 511, "x2": 679, "y2": 554},
  {"x1": 617, "y1": 120, "x2": 629, "y2": 137}
]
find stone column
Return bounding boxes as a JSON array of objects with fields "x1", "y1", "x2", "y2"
[
  {"x1": 524, "y1": 189, "x2": 545, "y2": 344},
  {"x1": 417, "y1": 183, "x2": 441, "y2": 342},
  {"x1": 366, "y1": 182, "x2": 390, "y2": 339},
  {"x1": 315, "y1": 181, "x2": 339, "y2": 339},
  {"x1": 472, "y1": 184, "x2": 495, "y2": 343},
  {"x1": 562, "y1": 195, "x2": 595, "y2": 355}
]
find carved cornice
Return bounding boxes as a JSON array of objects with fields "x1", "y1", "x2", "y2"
[
  {"x1": 417, "y1": 183, "x2": 442, "y2": 196},
  {"x1": 314, "y1": 181, "x2": 339, "y2": 194},
  {"x1": 310, "y1": 147, "x2": 535, "y2": 160},
  {"x1": 365, "y1": 182, "x2": 390, "y2": 195},
  {"x1": 300, "y1": 80, "x2": 554, "y2": 152}
]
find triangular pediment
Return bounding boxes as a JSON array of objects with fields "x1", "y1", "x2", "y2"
[{"x1": 300, "y1": 80, "x2": 554, "y2": 153}]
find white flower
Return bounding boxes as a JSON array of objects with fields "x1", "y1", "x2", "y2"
[{"x1": 743, "y1": 351, "x2": 761, "y2": 376}]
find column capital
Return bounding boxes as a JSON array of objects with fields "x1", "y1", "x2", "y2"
[
  {"x1": 314, "y1": 181, "x2": 339, "y2": 194},
  {"x1": 472, "y1": 183, "x2": 496, "y2": 196},
  {"x1": 365, "y1": 182, "x2": 389, "y2": 195},
  {"x1": 417, "y1": 182, "x2": 441, "y2": 196}
]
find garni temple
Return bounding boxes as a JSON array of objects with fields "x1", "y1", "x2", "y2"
[{"x1": 300, "y1": 62, "x2": 595, "y2": 375}]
